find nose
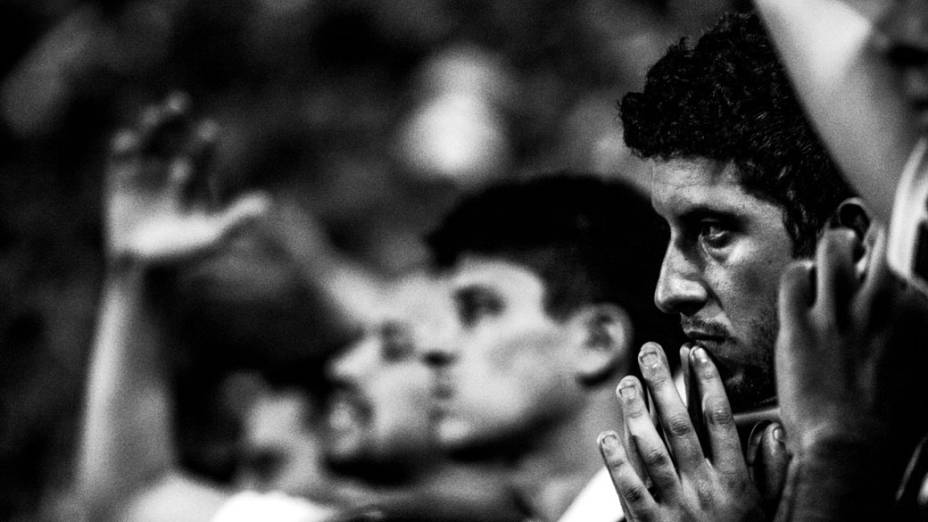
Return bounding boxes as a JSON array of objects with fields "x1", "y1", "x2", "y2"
[
  {"x1": 420, "y1": 342, "x2": 457, "y2": 369},
  {"x1": 327, "y1": 338, "x2": 372, "y2": 384},
  {"x1": 654, "y1": 244, "x2": 708, "y2": 315}
]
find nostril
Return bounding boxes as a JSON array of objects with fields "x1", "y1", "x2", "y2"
[{"x1": 422, "y1": 349, "x2": 454, "y2": 367}]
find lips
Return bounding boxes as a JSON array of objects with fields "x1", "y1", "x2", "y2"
[{"x1": 682, "y1": 331, "x2": 739, "y2": 378}]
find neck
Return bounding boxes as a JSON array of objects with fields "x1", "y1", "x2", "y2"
[{"x1": 511, "y1": 388, "x2": 621, "y2": 521}]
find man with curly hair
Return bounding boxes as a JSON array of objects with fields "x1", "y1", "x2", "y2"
[{"x1": 597, "y1": 11, "x2": 877, "y2": 521}]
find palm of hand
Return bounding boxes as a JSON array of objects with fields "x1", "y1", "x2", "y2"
[{"x1": 105, "y1": 95, "x2": 268, "y2": 266}]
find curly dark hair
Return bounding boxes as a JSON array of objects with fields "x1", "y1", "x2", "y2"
[
  {"x1": 427, "y1": 173, "x2": 682, "y2": 369},
  {"x1": 620, "y1": 11, "x2": 855, "y2": 256}
]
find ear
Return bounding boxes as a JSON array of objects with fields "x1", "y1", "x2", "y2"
[
  {"x1": 568, "y1": 303, "x2": 632, "y2": 386},
  {"x1": 832, "y1": 197, "x2": 878, "y2": 275}
]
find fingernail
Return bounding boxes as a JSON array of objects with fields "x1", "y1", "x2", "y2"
[
  {"x1": 692, "y1": 347, "x2": 710, "y2": 366},
  {"x1": 618, "y1": 381, "x2": 638, "y2": 402},
  {"x1": 598, "y1": 431, "x2": 619, "y2": 453},
  {"x1": 639, "y1": 349, "x2": 660, "y2": 371},
  {"x1": 773, "y1": 425, "x2": 785, "y2": 444}
]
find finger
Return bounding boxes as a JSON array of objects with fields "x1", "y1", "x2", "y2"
[
  {"x1": 599, "y1": 430, "x2": 659, "y2": 520},
  {"x1": 681, "y1": 343, "x2": 710, "y2": 454},
  {"x1": 753, "y1": 422, "x2": 789, "y2": 512},
  {"x1": 815, "y1": 229, "x2": 859, "y2": 328},
  {"x1": 858, "y1": 227, "x2": 897, "y2": 325},
  {"x1": 638, "y1": 342, "x2": 705, "y2": 475},
  {"x1": 778, "y1": 261, "x2": 814, "y2": 332},
  {"x1": 212, "y1": 192, "x2": 271, "y2": 239},
  {"x1": 171, "y1": 119, "x2": 220, "y2": 205},
  {"x1": 167, "y1": 158, "x2": 193, "y2": 203},
  {"x1": 137, "y1": 93, "x2": 191, "y2": 154},
  {"x1": 690, "y1": 346, "x2": 746, "y2": 476},
  {"x1": 106, "y1": 129, "x2": 142, "y2": 192},
  {"x1": 617, "y1": 376, "x2": 681, "y2": 499},
  {"x1": 109, "y1": 129, "x2": 140, "y2": 163}
]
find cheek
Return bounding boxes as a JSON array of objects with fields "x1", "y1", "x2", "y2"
[{"x1": 369, "y1": 370, "x2": 432, "y2": 433}]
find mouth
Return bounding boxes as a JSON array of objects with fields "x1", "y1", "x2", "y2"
[{"x1": 682, "y1": 330, "x2": 739, "y2": 379}]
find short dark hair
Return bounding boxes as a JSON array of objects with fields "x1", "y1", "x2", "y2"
[
  {"x1": 426, "y1": 173, "x2": 679, "y2": 359},
  {"x1": 620, "y1": 11, "x2": 855, "y2": 257}
]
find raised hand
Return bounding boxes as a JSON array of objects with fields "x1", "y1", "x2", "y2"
[
  {"x1": 599, "y1": 343, "x2": 767, "y2": 521},
  {"x1": 104, "y1": 92, "x2": 269, "y2": 267}
]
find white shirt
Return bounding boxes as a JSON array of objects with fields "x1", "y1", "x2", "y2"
[{"x1": 556, "y1": 467, "x2": 624, "y2": 522}]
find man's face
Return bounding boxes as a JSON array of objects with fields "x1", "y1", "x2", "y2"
[
  {"x1": 324, "y1": 275, "x2": 453, "y2": 469},
  {"x1": 425, "y1": 257, "x2": 581, "y2": 454},
  {"x1": 651, "y1": 158, "x2": 796, "y2": 412}
]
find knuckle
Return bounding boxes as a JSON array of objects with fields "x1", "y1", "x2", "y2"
[
  {"x1": 665, "y1": 414, "x2": 694, "y2": 437},
  {"x1": 620, "y1": 482, "x2": 650, "y2": 505},
  {"x1": 704, "y1": 398, "x2": 734, "y2": 426},
  {"x1": 642, "y1": 448, "x2": 670, "y2": 468}
]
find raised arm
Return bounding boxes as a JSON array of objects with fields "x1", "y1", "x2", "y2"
[{"x1": 78, "y1": 93, "x2": 269, "y2": 522}]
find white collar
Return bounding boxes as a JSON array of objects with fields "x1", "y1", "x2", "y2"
[{"x1": 555, "y1": 467, "x2": 623, "y2": 522}]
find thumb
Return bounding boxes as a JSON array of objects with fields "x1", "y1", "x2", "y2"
[{"x1": 214, "y1": 192, "x2": 271, "y2": 239}]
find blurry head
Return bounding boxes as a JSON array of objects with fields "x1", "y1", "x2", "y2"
[
  {"x1": 874, "y1": 0, "x2": 928, "y2": 130},
  {"x1": 324, "y1": 272, "x2": 454, "y2": 481},
  {"x1": 423, "y1": 173, "x2": 673, "y2": 454},
  {"x1": 620, "y1": 11, "x2": 857, "y2": 411}
]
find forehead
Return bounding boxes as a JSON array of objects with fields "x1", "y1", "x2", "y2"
[
  {"x1": 450, "y1": 256, "x2": 545, "y2": 302},
  {"x1": 650, "y1": 158, "x2": 781, "y2": 221}
]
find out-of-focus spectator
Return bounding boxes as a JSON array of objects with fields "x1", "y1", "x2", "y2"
[
  {"x1": 422, "y1": 174, "x2": 680, "y2": 522},
  {"x1": 0, "y1": 1, "x2": 748, "y2": 519},
  {"x1": 79, "y1": 94, "x2": 522, "y2": 522}
]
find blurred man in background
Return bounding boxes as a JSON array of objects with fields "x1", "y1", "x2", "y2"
[
  {"x1": 422, "y1": 174, "x2": 678, "y2": 522},
  {"x1": 78, "y1": 93, "x2": 520, "y2": 522}
]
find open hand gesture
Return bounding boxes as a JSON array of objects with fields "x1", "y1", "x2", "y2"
[{"x1": 104, "y1": 92, "x2": 269, "y2": 267}]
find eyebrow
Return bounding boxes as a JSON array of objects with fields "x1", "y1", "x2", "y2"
[{"x1": 673, "y1": 203, "x2": 744, "y2": 224}]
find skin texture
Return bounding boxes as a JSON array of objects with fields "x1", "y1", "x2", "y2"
[
  {"x1": 599, "y1": 343, "x2": 766, "y2": 522},
  {"x1": 427, "y1": 257, "x2": 584, "y2": 453},
  {"x1": 651, "y1": 158, "x2": 795, "y2": 413}
]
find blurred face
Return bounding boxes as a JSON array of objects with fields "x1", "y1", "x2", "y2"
[
  {"x1": 325, "y1": 275, "x2": 454, "y2": 470},
  {"x1": 236, "y1": 390, "x2": 325, "y2": 495},
  {"x1": 875, "y1": 0, "x2": 928, "y2": 129},
  {"x1": 652, "y1": 159, "x2": 795, "y2": 412},
  {"x1": 424, "y1": 257, "x2": 581, "y2": 454}
]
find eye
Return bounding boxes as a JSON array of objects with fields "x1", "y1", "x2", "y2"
[
  {"x1": 380, "y1": 324, "x2": 415, "y2": 361},
  {"x1": 699, "y1": 220, "x2": 732, "y2": 249},
  {"x1": 457, "y1": 288, "x2": 504, "y2": 327}
]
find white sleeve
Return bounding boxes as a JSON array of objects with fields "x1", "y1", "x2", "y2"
[{"x1": 211, "y1": 490, "x2": 336, "y2": 522}]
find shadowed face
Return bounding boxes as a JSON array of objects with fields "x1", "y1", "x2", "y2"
[
  {"x1": 651, "y1": 158, "x2": 796, "y2": 412},
  {"x1": 324, "y1": 274, "x2": 454, "y2": 471},
  {"x1": 423, "y1": 257, "x2": 582, "y2": 454}
]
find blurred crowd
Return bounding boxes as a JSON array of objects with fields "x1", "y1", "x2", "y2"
[
  {"x1": 1, "y1": 1, "x2": 738, "y2": 519},
  {"x1": 7, "y1": 0, "x2": 928, "y2": 521}
]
